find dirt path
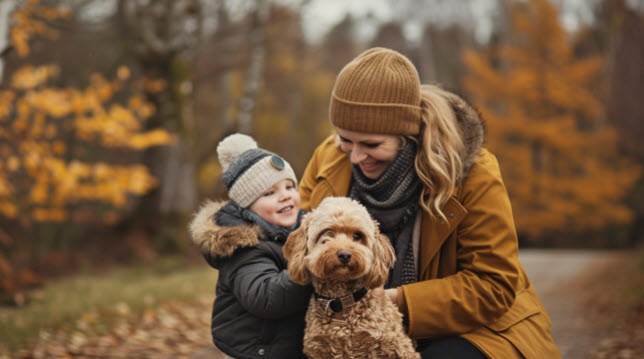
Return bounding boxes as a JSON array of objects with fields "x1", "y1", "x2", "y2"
[{"x1": 520, "y1": 248, "x2": 641, "y2": 359}]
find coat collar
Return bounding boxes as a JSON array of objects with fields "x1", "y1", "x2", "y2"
[{"x1": 188, "y1": 199, "x2": 262, "y2": 261}]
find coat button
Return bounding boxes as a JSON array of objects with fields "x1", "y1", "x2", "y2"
[
  {"x1": 449, "y1": 213, "x2": 455, "y2": 219},
  {"x1": 258, "y1": 348, "x2": 265, "y2": 355}
]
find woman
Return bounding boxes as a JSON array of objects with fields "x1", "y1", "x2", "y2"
[{"x1": 299, "y1": 47, "x2": 561, "y2": 358}]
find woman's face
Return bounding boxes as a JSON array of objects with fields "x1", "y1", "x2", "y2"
[{"x1": 336, "y1": 128, "x2": 402, "y2": 180}]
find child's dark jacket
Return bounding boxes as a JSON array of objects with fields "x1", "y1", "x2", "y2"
[{"x1": 189, "y1": 200, "x2": 311, "y2": 359}]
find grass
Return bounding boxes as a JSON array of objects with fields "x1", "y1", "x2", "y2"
[{"x1": 0, "y1": 256, "x2": 217, "y2": 354}]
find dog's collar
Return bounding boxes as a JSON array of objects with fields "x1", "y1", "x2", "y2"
[{"x1": 314, "y1": 288, "x2": 369, "y2": 313}]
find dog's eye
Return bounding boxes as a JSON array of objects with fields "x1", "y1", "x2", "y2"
[
  {"x1": 352, "y1": 232, "x2": 364, "y2": 241},
  {"x1": 317, "y1": 229, "x2": 334, "y2": 243}
]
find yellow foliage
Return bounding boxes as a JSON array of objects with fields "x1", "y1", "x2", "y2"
[
  {"x1": 11, "y1": 65, "x2": 60, "y2": 90},
  {"x1": 0, "y1": 178, "x2": 12, "y2": 196},
  {"x1": 137, "y1": 104, "x2": 155, "y2": 119},
  {"x1": 0, "y1": 201, "x2": 17, "y2": 218},
  {"x1": 32, "y1": 208, "x2": 68, "y2": 222},
  {"x1": 127, "y1": 165, "x2": 158, "y2": 195},
  {"x1": 29, "y1": 182, "x2": 48, "y2": 204},
  {"x1": 0, "y1": 91, "x2": 15, "y2": 119},
  {"x1": 198, "y1": 161, "x2": 221, "y2": 193},
  {"x1": 9, "y1": 2, "x2": 70, "y2": 57},
  {"x1": 117, "y1": 66, "x2": 131, "y2": 81},
  {"x1": 2, "y1": 2, "x2": 172, "y2": 223},
  {"x1": 128, "y1": 95, "x2": 143, "y2": 109},
  {"x1": 463, "y1": 0, "x2": 641, "y2": 239},
  {"x1": 52, "y1": 140, "x2": 65, "y2": 154},
  {"x1": 127, "y1": 129, "x2": 175, "y2": 150},
  {"x1": 0, "y1": 143, "x2": 13, "y2": 158},
  {"x1": 44, "y1": 123, "x2": 57, "y2": 138},
  {"x1": 143, "y1": 78, "x2": 167, "y2": 93}
]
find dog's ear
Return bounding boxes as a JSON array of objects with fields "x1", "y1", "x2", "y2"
[
  {"x1": 283, "y1": 221, "x2": 311, "y2": 285},
  {"x1": 364, "y1": 222, "x2": 396, "y2": 289}
]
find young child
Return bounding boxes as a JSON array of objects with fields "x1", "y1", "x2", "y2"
[{"x1": 189, "y1": 133, "x2": 311, "y2": 359}]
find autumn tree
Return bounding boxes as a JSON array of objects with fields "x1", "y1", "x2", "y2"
[
  {"x1": 463, "y1": 0, "x2": 640, "y2": 243},
  {"x1": 318, "y1": 14, "x2": 358, "y2": 75},
  {"x1": 256, "y1": 3, "x2": 335, "y2": 172},
  {"x1": 370, "y1": 21, "x2": 412, "y2": 57},
  {"x1": 0, "y1": 1, "x2": 173, "y2": 300},
  {"x1": 418, "y1": 23, "x2": 474, "y2": 93},
  {"x1": 192, "y1": 2, "x2": 336, "y2": 200}
]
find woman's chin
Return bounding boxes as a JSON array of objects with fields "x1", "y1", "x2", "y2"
[{"x1": 359, "y1": 165, "x2": 385, "y2": 179}]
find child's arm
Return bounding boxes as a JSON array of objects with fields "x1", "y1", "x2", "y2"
[{"x1": 225, "y1": 246, "x2": 312, "y2": 319}]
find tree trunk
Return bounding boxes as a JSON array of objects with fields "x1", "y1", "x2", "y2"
[
  {"x1": 237, "y1": 0, "x2": 269, "y2": 134},
  {"x1": 0, "y1": 0, "x2": 16, "y2": 84},
  {"x1": 117, "y1": 0, "x2": 202, "y2": 247}
]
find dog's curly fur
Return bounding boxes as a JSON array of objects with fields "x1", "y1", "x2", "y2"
[{"x1": 283, "y1": 197, "x2": 420, "y2": 359}]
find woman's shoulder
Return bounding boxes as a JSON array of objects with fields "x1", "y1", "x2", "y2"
[
  {"x1": 457, "y1": 148, "x2": 509, "y2": 205},
  {"x1": 468, "y1": 148, "x2": 503, "y2": 179},
  {"x1": 311, "y1": 134, "x2": 344, "y2": 160},
  {"x1": 307, "y1": 134, "x2": 351, "y2": 176}
]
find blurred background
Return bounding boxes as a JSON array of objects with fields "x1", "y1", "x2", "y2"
[{"x1": 0, "y1": 0, "x2": 643, "y2": 357}]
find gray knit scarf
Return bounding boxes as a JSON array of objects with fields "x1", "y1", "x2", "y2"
[{"x1": 349, "y1": 141, "x2": 422, "y2": 288}]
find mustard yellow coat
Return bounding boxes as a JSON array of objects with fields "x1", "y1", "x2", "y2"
[{"x1": 299, "y1": 136, "x2": 561, "y2": 359}]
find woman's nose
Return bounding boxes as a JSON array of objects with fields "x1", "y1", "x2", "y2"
[{"x1": 350, "y1": 147, "x2": 367, "y2": 164}]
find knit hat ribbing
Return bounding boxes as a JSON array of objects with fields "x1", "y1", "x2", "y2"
[
  {"x1": 217, "y1": 133, "x2": 297, "y2": 208},
  {"x1": 330, "y1": 47, "x2": 422, "y2": 135}
]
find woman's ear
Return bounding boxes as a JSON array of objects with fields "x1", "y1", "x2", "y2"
[
  {"x1": 365, "y1": 223, "x2": 396, "y2": 289},
  {"x1": 283, "y1": 220, "x2": 311, "y2": 285}
]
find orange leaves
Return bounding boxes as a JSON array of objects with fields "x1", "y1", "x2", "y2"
[
  {"x1": 117, "y1": 66, "x2": 131, "y2": 81},
  {"x1": 0, "y1": 154, "x2": 160, "y2": 222},
  {"x1": 127, "y1": 129, "x2": 175, "y2": 150},
  {"x1": 2, "y1": 27, "x2": 171, "y2": 225},
  {"x1": 11, "y1": 65, "x2": 60, "y2": 90},
  {"x1": 0, "y1": 91, "x2": 16, "y2": 119},
  {"x1": 74, "y1": 103, "x2": 173, "y2": 149},
  {"x1": 462, "y1": 0, "x2": 642, "y2": 240},
  {"x1": 10, "y1": 2, "x2": 71, "y2": 57},
  {"x1": 0, "y1": 201, "x2": 18, "y2": 218},
  {"x1": 142, "y1": 78, "x2": 167, "y2": 94}
]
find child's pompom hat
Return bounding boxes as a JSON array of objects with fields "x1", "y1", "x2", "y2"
[{"x1": 217, "y1": 133, "x2": 297, "y2": 208}]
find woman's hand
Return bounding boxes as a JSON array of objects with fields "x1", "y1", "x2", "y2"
[
  {"x1": 385, "y1": 288, "x2": 399, "y2": 305},
  {"x1": 385, "y1": 287, "x2": 407, "y2": 314}
]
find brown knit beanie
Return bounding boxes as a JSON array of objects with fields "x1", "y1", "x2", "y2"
[{"x1": 330, "y1": 47, "x2": 422, "y2": 135}]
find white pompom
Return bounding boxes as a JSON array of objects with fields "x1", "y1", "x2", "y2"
[{"x1": 217, "y1": 133, "x2": 258, "y2": 171}]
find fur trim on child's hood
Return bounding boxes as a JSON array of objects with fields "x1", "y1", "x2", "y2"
[{"x1": 188, "y1": 199, "x2": 262, "y2": 261}]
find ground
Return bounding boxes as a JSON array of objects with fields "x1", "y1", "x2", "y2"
[
  {"x1": 4, "y1": 248, "x2": 643, "y2": 358},
  {"x1": 521, "y1": 249, "x2": 644, "y2": 359}
]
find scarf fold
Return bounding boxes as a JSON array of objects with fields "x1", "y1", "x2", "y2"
[{"x1": 349, "y1": 141, "x2": 421, "y2": 287}]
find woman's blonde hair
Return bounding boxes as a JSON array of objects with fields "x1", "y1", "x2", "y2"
[{"x1": 413, "y1": 84, "x2": 465, "y2": 220}]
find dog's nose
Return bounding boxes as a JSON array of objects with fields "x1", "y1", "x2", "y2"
[{"x1": 337, "y1": 250, "x2": 352, "y2": 264}]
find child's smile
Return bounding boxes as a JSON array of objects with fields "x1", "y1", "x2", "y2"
[{"x1": 249, "y1": 179, "x2": 301, "y2": 228}]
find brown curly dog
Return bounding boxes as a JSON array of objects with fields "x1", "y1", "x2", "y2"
[{"x1": 283, "y1": 197, "x2": 420, "y2": 359}]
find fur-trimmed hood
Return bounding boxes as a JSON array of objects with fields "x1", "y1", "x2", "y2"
[
  {"x1": 443, "y1": 90, "x2": 486, "y2": 177},
  {"x1": 188, "y1": 199, "x2": 262, "y2": 266}
]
